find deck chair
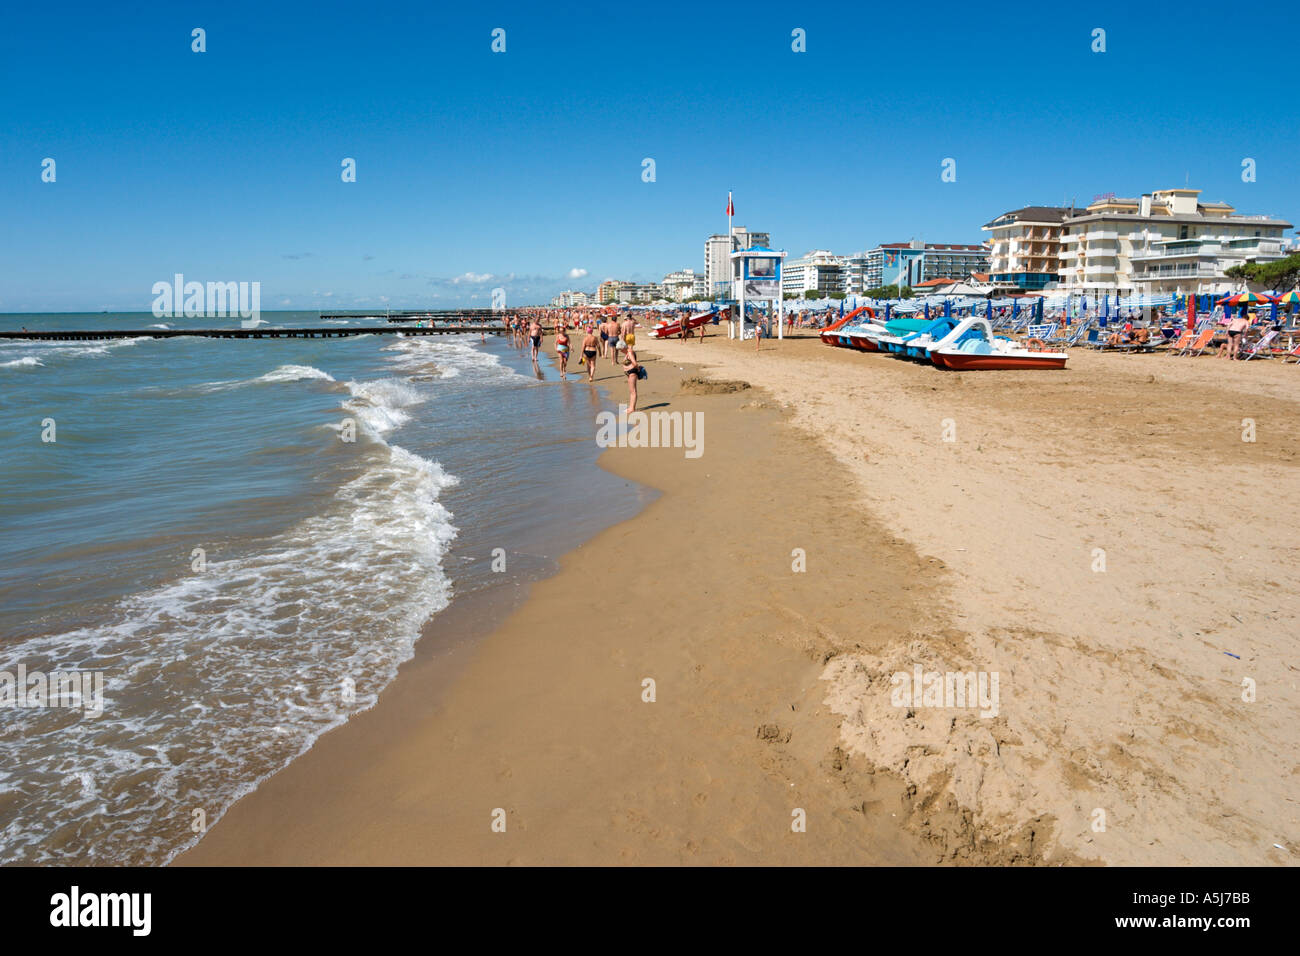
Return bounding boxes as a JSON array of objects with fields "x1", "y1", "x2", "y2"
[
  {"x1": 1166, "y1": 329, "x2": 1195, "y2": 353},
  {"x1": 1177, "y1": 327, "x2": 1218, "y2": 356},
  {"x1": 1239, "y1": 329, "x2": 1278, "y2": 361},
  {"x1": 1190, "y1": 329, "x2": 1216, "y2": 358}
]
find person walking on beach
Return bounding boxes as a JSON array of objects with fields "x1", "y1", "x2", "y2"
[
  {"x1": 621, "y1": 315, "x2": 637, "y2": 353},
  {"x1": 753, "y1": 315, "x2": 764, "y2": 351},
  {"x1": 580, "y1": 325, "x2": 599, "y2": 383},
  {"x1": 621, "y1": 341, "x2": 642, "y2": 412},
  {"x1": 604, "y1": 316, "x2": 620, "y2": 361},
  {"x1": 555, "y1": 323, "x2": 570, "y2": 378},
  {"x1": 528, "y1": 316, "x2": 542, "y2": 362}
]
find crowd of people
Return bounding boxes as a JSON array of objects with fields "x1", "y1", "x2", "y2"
[{"x1": 505, "y1": 309, "x2": 647, "y2": 411}]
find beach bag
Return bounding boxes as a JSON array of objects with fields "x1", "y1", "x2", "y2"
[{"x1": 636, "y1": 365, "x2": 647, "y2": 380}]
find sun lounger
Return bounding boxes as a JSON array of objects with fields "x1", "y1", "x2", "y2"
[
  {"x1": 1239, "y1": 329, "x2": 1278, "y2": 361},
  {"x1": 1173, "y1": 327, "x2": 1217, "y2": 356}
]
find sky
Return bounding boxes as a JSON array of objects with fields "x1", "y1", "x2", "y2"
[{"x1": 2, "y1": 0, "x2": 1297, "y2": 312}]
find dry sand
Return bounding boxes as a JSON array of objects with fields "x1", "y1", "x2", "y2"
[
  {"x1": 179, "y1": 329, "x2": 1298, "y2": 866},
  {"x1": 651, "y1": 330, "x2": 1299, "y2": 865}
]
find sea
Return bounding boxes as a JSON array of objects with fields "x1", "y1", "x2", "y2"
[{"x1": 0, "y1": 311, "x2": 653, "y2": 865}]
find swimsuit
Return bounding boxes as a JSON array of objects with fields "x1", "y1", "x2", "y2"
[
  {"x1": 583, "y1": 348, "x2": 597, "y2": 358},
  {"x1": 530, "y1": 335, "x2": 541, "y2": 348}
]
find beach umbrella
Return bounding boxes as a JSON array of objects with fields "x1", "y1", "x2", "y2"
[
  {"x1": 884, "y1": 303, "x2": 892, "y2": 321},
  {"x1": 1219, "y1": 291, "x2": 1273, "y2": 306},
  {"x1": 1187, "y1": 293, "x2": 1196, "y2": 331},
  {"x1": 1274, "y1": 290, "x2": 1300, "y2": 307},
  {"x1": 1012, "y1": 299, "x2": 1020, "y2": 319},
  {"x1": 943, "y1": 299, "x2": 951, "y2": 318}
]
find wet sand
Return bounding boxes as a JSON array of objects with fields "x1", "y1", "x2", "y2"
[{"x1": 179, "y1": 344, "x2": 952, "y2": 865}]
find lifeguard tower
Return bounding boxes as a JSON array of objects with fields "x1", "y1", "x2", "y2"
[{"x1": 729, "y1": 246, "x2": 788, "y2": 340}]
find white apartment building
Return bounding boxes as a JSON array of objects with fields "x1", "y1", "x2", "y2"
[
  {"x1": 781, "y1": 250, "x2": 845, "y2": 297},
  {"x1": 550, "y1": 290, "x2": 592, "y2": 307},
  {"x1": 704, "y1": 228, "x2": 770, "y2": 297},
  {"x1": 982, "y1": 206, "x2": 1075, "y2": 291},
  {"x1": 1058, "y1": 189, "x2": 1292, "y2": 296},
  {"x1": 661, "y1": 268, "x2": 701, "y2": 302}
]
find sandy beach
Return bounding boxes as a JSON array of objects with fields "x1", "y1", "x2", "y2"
[{"x1": 179, "y1": 330, "x2": 1298, "y2": 866}]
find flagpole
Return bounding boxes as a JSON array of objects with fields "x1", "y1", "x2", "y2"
[{"x1": 727, "y1": 190, "x2": 735, "y2": 338}]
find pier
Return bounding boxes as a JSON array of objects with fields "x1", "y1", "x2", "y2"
[
  {"x1": 0, "y1": 325, "x2": 507, "y2": 342},
  {"x1": 318, "y1": 309, "x2": 524, "y2": 324}
]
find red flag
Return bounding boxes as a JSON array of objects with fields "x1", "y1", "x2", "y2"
[{"x1": 726, "y1": 192, "x2": 734, "y2": 217}]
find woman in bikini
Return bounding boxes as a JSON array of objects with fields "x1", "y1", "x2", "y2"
[
  {"x1": 555, "y1": 324, "x2": 570, "y2": 378},
  {"x1": 621, "y1": 342, "x2": 641, "y2": 413}
]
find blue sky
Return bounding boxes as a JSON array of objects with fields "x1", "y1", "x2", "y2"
[{"x1": 2, "y1": 0, "x2": 1296, "y2": 312}]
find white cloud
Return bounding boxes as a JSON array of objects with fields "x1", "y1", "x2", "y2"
[
  {"x1": 452, "y1": 272, "x2": 495, "y2": 284},
  {"x1": 281, "y1": 298, "x2": 291, "y2": 305},
  {"x1": 567, "y1": 267, "x2": 588, "y2": 280}
]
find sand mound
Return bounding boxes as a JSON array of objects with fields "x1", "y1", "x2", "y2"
[{"x1": 680, "y1": 376, "x2": 750, "y2": 394}]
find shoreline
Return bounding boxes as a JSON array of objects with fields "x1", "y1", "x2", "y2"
[{"x1": 177, "y1": 339, "x2": 963, "y2": 865}]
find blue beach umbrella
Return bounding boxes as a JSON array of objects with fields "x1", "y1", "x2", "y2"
[
  {"x1": 1012, "y1": 299, "x2": 1020, "y2": 319},
  {"x1": 1270, "y1": 298, "x2": 1279, "y2": 324},
  {"x1": 923, "y1": 302, "x2": 930, "y2": 321},
  {"x1": 943, "y1": 299, "x2": 951, "y2": 318}
]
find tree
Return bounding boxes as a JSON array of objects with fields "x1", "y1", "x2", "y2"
[
  {"x1": 864, "y1": 284, "x2": 914, "y2": 299},
  {"x1": 828, "y1": 291, "x2": 847, "y2": 300},
  {"x1": 1225, "y1": 253, "x2": 1300, "y2": 292},
  {"x1": 804, "y1": 289, "x2": 823, "y2": 299}
]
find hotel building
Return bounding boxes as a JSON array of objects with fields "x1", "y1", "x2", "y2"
[
  {"x1": 781, "y1": 250, "x2": 845, "y2": 297},
  {"x1": 551, "y1": 290, "x2": 593, "y2": 307},
  {"x1": 661, "y1": 268, "x2": 702, "y2": 302},
  {"x1": 861, "y1": 241, "x2": 990, "y2": 290},
  {"x1": 1058, "y1": 189, "x2": 1292, "y2": 296},
  {"x1": 982, "y1": 206, "x2": 1075, "y2": 290}
]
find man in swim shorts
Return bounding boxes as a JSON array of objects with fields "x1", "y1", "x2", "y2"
[
  {"x1": 581, "y1": 325, "x2": 599, "y2": 383},
  {"x1": 528, "y1": 316, "x2": 542, "y2": 361}
]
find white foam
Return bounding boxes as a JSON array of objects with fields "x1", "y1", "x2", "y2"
[
  {"x1": 342, "y1": 377, "x2": 427, "y2": 436},
  {"x1": 253, "y1": 364, "x2": 337, "y2": 385},
  {"x1": 0, "y1": 356, "x2": 43, "y2": 368},
  {"x1": 0, "y1": 436, "x2": 460, "y2": 866},
  {"x1": 194, "y1": 364, "x2": 337, "y2": 392}
]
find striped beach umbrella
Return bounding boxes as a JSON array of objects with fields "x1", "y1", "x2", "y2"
[
  {"x1": 1274, "y1": 290, "x2": 1300, "y2": 306},
  {"x1": 1219, "y1": 291, "x2": 1274, "y2": 306}
]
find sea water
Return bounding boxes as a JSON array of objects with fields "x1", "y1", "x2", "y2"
[{"x1": 0, "y1": 312, "x2": 651, "y2": 864}]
